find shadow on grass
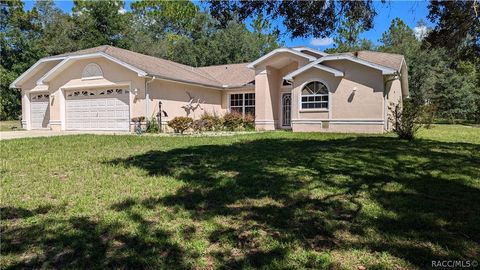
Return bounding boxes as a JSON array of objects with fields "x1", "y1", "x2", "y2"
[{"x1": 2, "y1": 136, "x2": 479, "y2": 269}]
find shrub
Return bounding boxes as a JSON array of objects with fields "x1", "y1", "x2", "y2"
[
  {"x1": 200, "y1": 112, "x2": 223, "y2": 131},
  {"x1": 243, "y1": 113, "x2": 255, "y2": 130},
  {"x1": 145, "y1": 117, "x2": 159, "y2": 133},
  {"x1": 131, "y1": 116, "x2": 145, "y2": 123},
  {"x1": 390, "y1": 98, "x2": 426, "y2": 140},
  {"x1": 192, "y1": 119, "x2": 207, "y2": 133},
  {"x1": 168, "y1": 116, "x2": 193, "y2": 134},
  {"x1": 223, "y1": 111, "x2": 244, "y2": 131}
]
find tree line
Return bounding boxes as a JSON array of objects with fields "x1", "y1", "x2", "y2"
[{"x1": 1, "y1": 0, "x2": 478, "y2": 123}]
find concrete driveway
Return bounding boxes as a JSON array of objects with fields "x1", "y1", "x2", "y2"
[{"x1": 0, "y1": 130, "x2": 131, "y2": 140}]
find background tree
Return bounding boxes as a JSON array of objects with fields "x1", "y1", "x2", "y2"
[
  {"x1": 426, "y1": 0, "x2": 479, "y2": 61},
  {"x1": 325, "y1": 18, "x2": 373, "y2": 53},
  {"x1": 71, "y1": 0, "x2": 129, "y2": 48},
  {"x1": 0, "y1": 0, "x2": 44, "y2": 120},
  {"x1": 379, "y1": 18, "x2": 479, "y2": 122},
  {"x1": 208, "y1": 0, "x2": 377, "y2": 39}
]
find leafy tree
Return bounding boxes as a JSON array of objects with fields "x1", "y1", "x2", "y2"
[
  {"x1": 130, "y1": 0, "x2": 198, "y2": 35},
  {"x1": 378, "y1": 18, "x2": 419, "y2": 56},
  {"x1": 325, "y1": 18, "x2": 373, "y2": 53},
  {"x1": 1, "y1": 0, "x2": 44, "y2": 120},
  {"x1": 34, "y1": 0, "x2": 80, "y2": 55},
  {"x1": 207, "y1": 1, "x2": 377, "y2": 39},
  {"x1": 431, "y1": 60, "x2": 479, "y2": 121},
  {"x1": 426, "y1": 0, "x2": 479, "y2": 61},
  {"x1": 379, "y1": 18, "x2": 479, "y2": 122},
  {"x1": 71, "y1": 0, "x2": 129, "y2": 48}
]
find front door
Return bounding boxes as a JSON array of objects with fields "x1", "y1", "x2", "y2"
[{"x1": 282, "y1": 93, "x2": 291, "y2": 127}]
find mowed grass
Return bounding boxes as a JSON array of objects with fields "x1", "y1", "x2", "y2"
[
  {"x1": 1, "y1": 125, "x2": 479, "y2": 269},
  {"x1": 0, "y1": 121, "x2": 23, "y2": 132}
]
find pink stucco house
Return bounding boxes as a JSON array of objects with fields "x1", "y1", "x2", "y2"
[{"x1": 10, "y1": 45, "x2": 408, "y2": 133}]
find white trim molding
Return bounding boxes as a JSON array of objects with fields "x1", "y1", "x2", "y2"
[
  {"x1": 37, "y1": 52, "x2": 147, "y2": 85},
  {"x1": 284, "y1": 64, "x2": 344, "y2": 80},
  {"x1": 255, "y1": 120, "x2": 275, "y2": 124},
  {"x1": 247, "y1": 48, "x2": 317, "y2": 69},
  {"x1": 291, "y1": 47, "x2": 328, "y2": 57},
  {"x1": 292, "y1": 119, "x2": 384, "y2": 125},
  {"x1": 49, "y1": 120, "x2": 62, "y2": 125},
  {"x1": 297, "y1": 79, "x2": 332, "y2": 119},
  {"x1": 284, "y1": 54, "x2": 398, "y2": 81},
  {"x1": 9, "y1": 56, "x2": 65, "y2": 88}
]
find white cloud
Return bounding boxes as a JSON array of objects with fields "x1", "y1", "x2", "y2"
[
  {"x1": 414, "y1": 25, "x2": 428, "y2": 40},
  {"x1": 118, "y1": 8, "x2": 127, "y2": 15},
  {"x1": 310, "y1": 37, "x2": 334, "y2": 47}
]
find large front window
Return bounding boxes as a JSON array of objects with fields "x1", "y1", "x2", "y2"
[
  {"x1": 230, "y1": 93, "x2": 255, "y2": 116},
  {"x1": 301, "y1": 81, "x2": 329, "y2": 109}
]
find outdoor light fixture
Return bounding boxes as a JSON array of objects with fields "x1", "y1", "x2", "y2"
[{"x1": 133, "y1": 88, "x2": 139, "y2": 96}]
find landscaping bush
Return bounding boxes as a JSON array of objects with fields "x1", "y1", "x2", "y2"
[
  {"x1": 390, "y1": 98, "x2": 425, "y2": 140},
  {"x1": 131, "y1": 116, "x2": 146, "y2": 134},
  {"x1": 145, "y1": 117, "x2": 159, "y2": 133},
  {"x1": 200, "y1": 112, "x2": 223, "y2": 131},
  {"x1": 168, "y1": 116, "x2": 193, "y2": 134},
  {"x1": 243, "y1": 113, "x2": 255, "y2": 130},
  {"x1": 192, "y1": 119, "x2": 207, "y2": 133},
  {"x1": 223, "y1": 111, "x2": 244, "y2": 131}
]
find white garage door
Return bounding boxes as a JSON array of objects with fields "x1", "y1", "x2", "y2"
[
  {"x1": 31, "y1": 93, "x2": 50, "y2": 129},
  {"x1": 66, "y1": 88, "x2": 130, "y2": 131}
]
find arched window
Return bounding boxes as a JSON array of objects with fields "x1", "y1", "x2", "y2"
[
  {"x1": 301, "y1": 81, "x2": 328, "y2": 109},
  {"x1": 82, "y1": 63, "x2": 103, "y2": 78}
]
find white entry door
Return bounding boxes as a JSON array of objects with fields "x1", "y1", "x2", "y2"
[
  {"x1": 65, "y1": 88, "x2": 130, "y2": 131},
  {"x1": 30, "y1": 93, "x2": 50, "y2": 129}
]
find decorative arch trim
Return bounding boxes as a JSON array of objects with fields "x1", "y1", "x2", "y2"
[{"x1": 82, "y1": 63, "x2": 103, "y2": 79}]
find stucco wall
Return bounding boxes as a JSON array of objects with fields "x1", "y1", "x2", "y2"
[
  {"x1": 254, "y1": 61, "x2": 301, "y2": 130},
  {"x1": 291, "y1": 60, "x2": 386, "y2": 133},
  {"x1": 147, "y1": 79, "x2": 225, "y2": 122},
  {"x1": 385, "y1": 78, "x2": 402, "y2": 130},
  {"x1": 19, "y1": 60, "x2": 62, "y2": 129}
]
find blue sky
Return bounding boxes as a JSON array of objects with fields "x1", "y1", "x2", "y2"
[{"x1": 23, "y1": 0, "x2": 431, "y2": 50}]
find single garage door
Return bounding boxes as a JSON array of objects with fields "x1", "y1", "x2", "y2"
[
  {"x1": 31, "y1": 93, "x2": 50, "y2": 129},
  {"x1": 66, "y1": 88, "x2": 130, "y2": 131}
]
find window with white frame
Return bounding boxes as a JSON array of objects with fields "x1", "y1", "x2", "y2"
[
  {"x1": 230, "y1": 93, "x2": 255, "y2": 116},
  {"x1": 301, "y1": 81, "x2": 328, "y2": 109}
]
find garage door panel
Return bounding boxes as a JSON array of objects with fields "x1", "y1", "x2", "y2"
[
  {"x1": 31, "y1": 94, "x2": 50, "y2": 129},
  {"x1": 66, "y1": 88, "x2": 129, "y2": 131}
]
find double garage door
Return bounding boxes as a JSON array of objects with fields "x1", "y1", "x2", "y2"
[{"x1": 65, "y1": 88, "x2": 130, "y2": 131}]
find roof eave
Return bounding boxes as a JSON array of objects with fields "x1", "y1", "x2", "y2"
[
  {"x1": 283, "y1": 63, "x2": 344, "y2": 80},
  {"x1": 9, "y1": 56, "x2": 66, "y2": 89},
  {"x1": 247, "y1": 48, "x2": 317, "y2": 69},
  {"x1": 36, "y1": 52, "x2": 148, "y2": 85}
]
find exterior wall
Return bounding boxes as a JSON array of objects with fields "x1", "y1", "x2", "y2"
[
  {"x1": 20, "y1": 61, "x2": 62, "y2": 130},
  {"x1": 291, "y1": 60, "x2": 386, "y2": 133},
  {"x1": 292, "y1": 123, "x2": 384, "y2": 133},
  {"x1": 254, "y1": 61, "x2": 300, "y2": 130},
  {"x1": 147, "y1": 79, "x2": 225, "y2": 123},
  {"x1": 46, "y1": 57, "x2": 145, "y2": 130},
  {"x1": 385, "y1": 78, "x2": 402, "y2": 131}
]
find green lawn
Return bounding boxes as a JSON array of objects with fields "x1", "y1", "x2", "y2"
[
  {"x1": 0, "y1": 121, "x2": 23, "y2": 132},
  {"x1": 1, "y1": 125, "x2": 479, "y2": 269}
]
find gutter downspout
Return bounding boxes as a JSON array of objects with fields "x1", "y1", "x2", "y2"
[{"x1": 145, "y1": 76, "x2": 155, "y2": 118}]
